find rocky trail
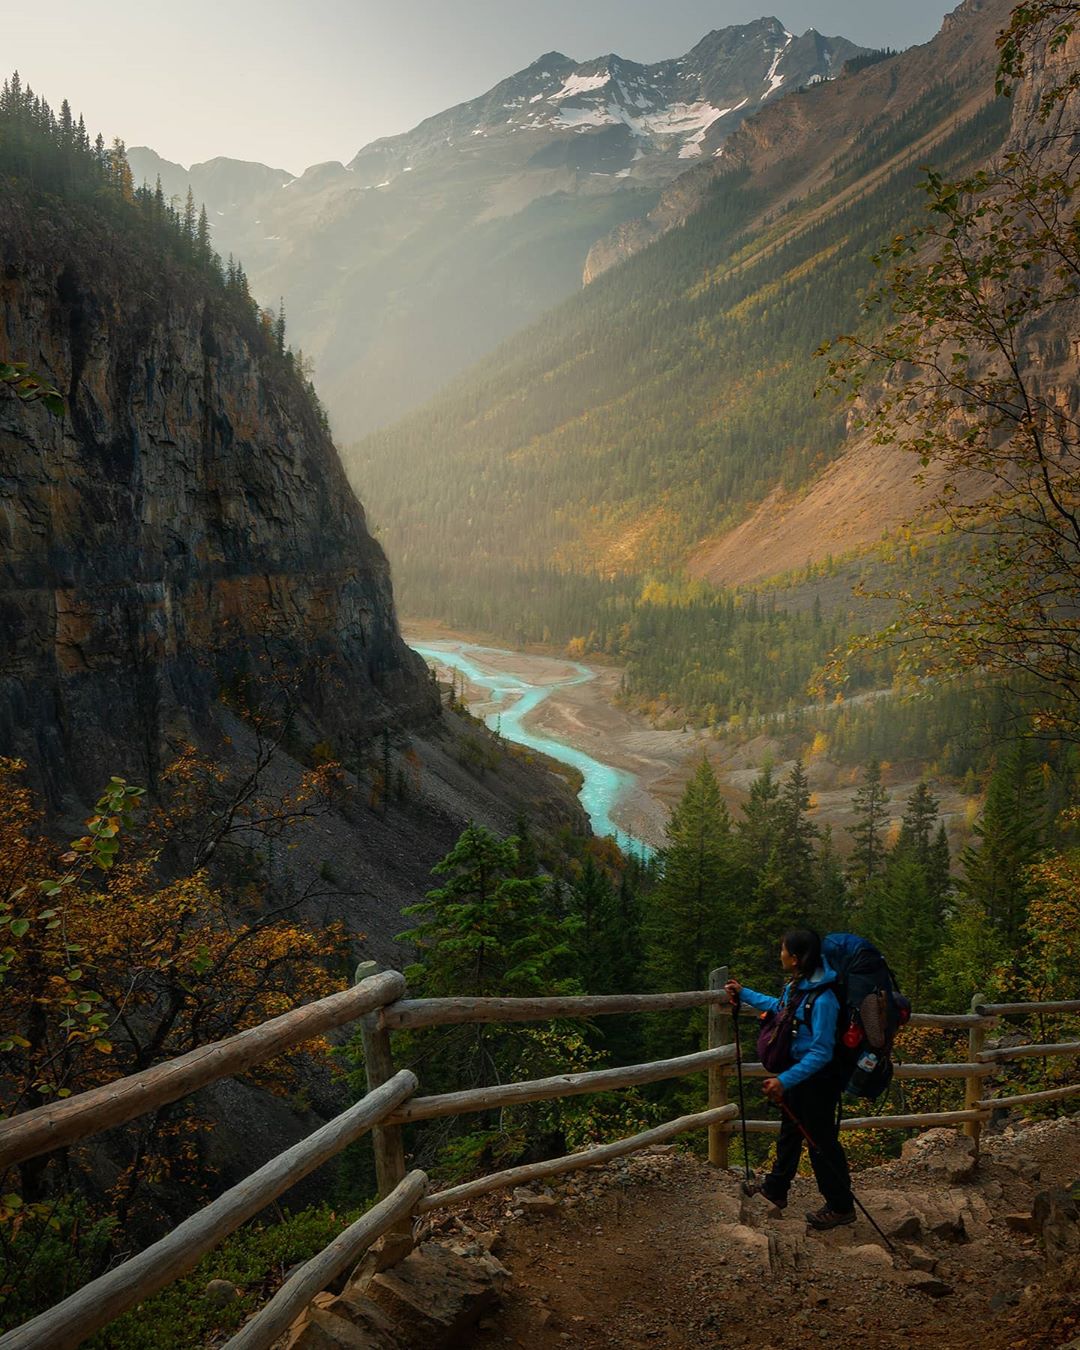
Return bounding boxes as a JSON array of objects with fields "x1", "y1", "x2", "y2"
[{"x1": 284, "y1": 1117, "x2": 1080, "y2": 1350}]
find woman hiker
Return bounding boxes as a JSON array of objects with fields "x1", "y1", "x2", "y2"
[{"x1": 725, "y1": 927, "x2": 856, "y2": 1230}]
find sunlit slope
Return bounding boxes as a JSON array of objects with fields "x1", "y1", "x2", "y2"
[{"x1": 348, "y1": 1, "x2": 1011, "y2": 623}]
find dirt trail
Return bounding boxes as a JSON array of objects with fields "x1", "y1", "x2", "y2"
[{"x1": 434, "y1": 1118, "x2": 1080, "y2": 1349}]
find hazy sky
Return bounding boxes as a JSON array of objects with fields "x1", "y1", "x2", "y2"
[{"x1": 6, "y1": 1, "x2": 962, "y2": 173}]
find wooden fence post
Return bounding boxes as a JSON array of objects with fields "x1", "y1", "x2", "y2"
[
  {"x1": 708, "y1": 966, "x2": 731, "y2": 1168},
  {"x1": 356, "y1": 963, "x2": 409, "y2": 1206},
  {"x1": 964, "y1": 992, "x2": 987, "y2": 1148}
]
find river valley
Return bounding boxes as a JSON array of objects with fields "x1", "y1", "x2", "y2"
[
  {"x1": 404, "y1": 627, "x2": 975, "y2": 864},
  {"x1": 405, "y1": 631, "x2": 703, "y2": 854}
]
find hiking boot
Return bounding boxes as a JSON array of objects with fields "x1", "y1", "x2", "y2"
[
  {"x1": 806, "y1": 1205, "x2": 856, "y2": 1230},
  {"x1": 741, "y1": 1177, "x2": 787, "y2": 1210}
]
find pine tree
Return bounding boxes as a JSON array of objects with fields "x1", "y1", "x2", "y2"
[
  {"x1": 196, "y1": 205, "x2": 212, "y2": 264},
  {"x1": 897, "y1": 781, "x2": 939, "y2": 867},
  {"x1": 776, "y1": 757, "x2": 820, "y2": 909},
  {"x1": 863, "y1": 854, "x2": 940, "y2": 1003},
  {"x1": 847, "y1": 760, "x2": 889, "y2": 898},
  {"x1": 645, "y1": 757, "x2": 740, "y2": 997},
  {"x1": 182, "y1": 185, "x2": 197, "y2": 245},
  {"x1": 394, "y1": 824, "x2": 582, "y2": 1152},
  {"x1": 738, "y1": 762, "x2": 782, "y2": 872},
  {"x1": 398, "y1": 823, "x2": 576, "y2": 1001},
  {"x1": 811, "y1": 825, "x2": 849, "y2": 933},
  {"x1": 928, "y1": 822, "x2": 952, "y2": 904},
  {"x1": 570, "y1": 856, "x2": 615, "y2": 992},
  {"x1": 961, "y1": 746, "x2": 1046, "y2": 948}
]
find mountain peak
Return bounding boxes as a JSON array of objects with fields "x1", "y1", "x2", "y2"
[{"x1": 530, "y1": 51, "x2": 573, "y2": 69}]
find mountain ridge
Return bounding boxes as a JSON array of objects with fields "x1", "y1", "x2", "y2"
[
  {"x1": 344, "y1": 0, "x2": 1014, "y2": 664},
  {"x1": 127, "y1": 15, "x2": 868, "y2": 439}
]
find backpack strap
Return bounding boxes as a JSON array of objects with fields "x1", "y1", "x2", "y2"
[{"x1": 800, "y1": 984, "x2": 829, "y2": 1027}]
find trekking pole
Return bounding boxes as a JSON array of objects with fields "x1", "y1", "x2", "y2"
[
  {"x1": 730, "y1": 996, "x2": 752, "y2": 1184},
  {"x1": 775, "y1": 1097, "x2": 898, "y2": 1256}
]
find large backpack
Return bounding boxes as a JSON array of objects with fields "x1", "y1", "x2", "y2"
[{"x1": 805, "y1": 932, "x2": 911, "y2": 1100}]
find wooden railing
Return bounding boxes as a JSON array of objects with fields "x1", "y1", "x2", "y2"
[
  {"x1": 706, "y1": 968, "x2": 1080, "y2": 1154},
  {"x1": 0, "y1": 968, "x2": 1075, "y2": 1350}
]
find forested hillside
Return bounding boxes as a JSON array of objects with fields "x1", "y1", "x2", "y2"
[{"x1": 349, "y1": 0, "x2": 1012, "y2": 734}]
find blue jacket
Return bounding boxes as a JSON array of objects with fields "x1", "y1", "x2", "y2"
[{"x1": 739, "y1": 961, "x2": 840, "y2": 1091}]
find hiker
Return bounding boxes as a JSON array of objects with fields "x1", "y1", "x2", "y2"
[{"x1": 725, "y1": 927, "x2": 856, "y2": 1230}]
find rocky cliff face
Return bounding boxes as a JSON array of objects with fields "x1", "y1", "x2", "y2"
[{"x1": 0, "y1": 187, "x2": 435, "y2": 808}]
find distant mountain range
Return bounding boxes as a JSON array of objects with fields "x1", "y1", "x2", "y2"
[
  {"x1": 346, "y1": 0, "x2": 1015, "y2": 636},
  {"x1": 128, "y1": 17, "x2": 866, "y2": 439}
]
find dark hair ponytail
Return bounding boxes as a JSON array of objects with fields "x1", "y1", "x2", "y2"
[{"x1": 781, "y1": 927, "x2": 821, "y2": 977}]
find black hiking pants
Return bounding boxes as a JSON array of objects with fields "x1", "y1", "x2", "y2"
[{"x1": 765, "y1": 1070, "x2": 854, "y2": 1213}]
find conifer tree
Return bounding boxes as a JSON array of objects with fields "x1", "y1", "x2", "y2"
[
  {"x1": 570, "y1": 856, "x2": 615, "y2": 992},
  {"x1": 897, "y1": 781, "x2": 940, "y2": 866},
  {"x1": 274, "y1": 297, "x2": 287, "y2": 356},
  {"x1": 811, "y1": 824, "x2": 849, "y2": 933},
  {"x1": 196, "y1": 205, "x2": 212, "y2": 264},
  {"x1": 776, "y1": 757, "x2": 820, "y2": 908},
  {"x1": 738, "y1": 762, "x2": 782, "y2": 872},
  {"x1": 645, "y1": 757, "x2": 740, "y2": 997},
  {"x1": 398, "y1": 823, "x2": 575, "y2": 1001},
  {"x1": 182, "y1": 185, "x2": 197, "y2": 244},
  {"x1": 847, "y1": 760, "x2": 889, "y2": 897},
  {"x1": 961, "y1": 746, "x2": 1046, "y2": 948}
]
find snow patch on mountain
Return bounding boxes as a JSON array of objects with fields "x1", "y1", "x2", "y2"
[
  {"x1": 553, "y1": 71, "x2": 612, "y2": 100},
  {"x1": 763, "y1": 32, "x2": 795, "y2": 98}
]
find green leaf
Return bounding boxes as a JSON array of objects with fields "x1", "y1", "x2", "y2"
[{"x1": 9, "y1": 919, "x2": 30, "y2": 938}]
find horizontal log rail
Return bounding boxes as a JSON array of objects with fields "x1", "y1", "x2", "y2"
[
  {"x1": 385, "y1": 1044, "x2": 737, "y2": 1125},
  {"x1": 977, "y1": 1000, "x2": 1080, "y2": 1017},
  {"x1": 419, "y1": 1104, "x2": 739, "y2": 1212},
  {"x1": 977, "y1": 1040, "x2": 1080, "y2": 1063},
  {"x1": 381, "y1": 989, "x2": 729, "y2": 1031},
  {"x1": 3, "y1": 965, "x2": 1077, "y2": 1350},
  {"x1": 907, "y1": 1012, "x2": 997, "y2": 1028},
  {"x1": 0, "y1": 1070, "x2": 418, "y2": 1350},
  {"x1": 978, "y1": 1083, "x2": 1080, "y2": 1110},
  {"x1": 225, "y1": 1170, "x2": 429, "y2": 1350},
  {"x1": 0, "y1": 970, "x2": 406, "y2": 1173},
  {"x1": 741, "y1": 1108, "x2": 986, "y2": 1134},
  {"x1": 736, "y1": 1060, "x2": 995, "y2": 1080}
]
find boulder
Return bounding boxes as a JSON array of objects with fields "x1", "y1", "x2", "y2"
[
  {"x1": 511, "y1": 1188, "x2": 559, "y2": 1214},
  {"x1": 902, "y1": 1273, "x2": 955, "y2": 1298},
  {"x1": 896, "y1": 1243, "x2": 937, "y2": 1273},
  {"x1": 1033, "y1": 1188, "x2": 1080, "y2": 1267},
  {"x1": 901, "y1": 1129, "x2": 978, "y2": 1183},
  {"x1": 324, "y1": 1292, "x2": 400, "y2": 1348},
  {"x1": 203, "y1": 1278, "x2": 240, "y2": 1307},
  {"x1": 287, "y1": 1307, "x2": 393, "y2": 1350},
  {"x1": 369, "y1": 1241, "x2": 501, "y2": 1347},
  {"x1": 849, "y1": 1243, "x2": 895, "y2": 1270}
]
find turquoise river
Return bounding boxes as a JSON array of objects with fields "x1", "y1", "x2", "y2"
[{"x1": 412, "y1": 640, "x2": 654, "y2": 858}]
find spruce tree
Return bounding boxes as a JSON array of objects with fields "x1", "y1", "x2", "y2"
[
  {"x1": 738, "y1": 762, "x2": 782, "y2": 872},
  {"x1": 571, "y1": 856, "x2": 612, "y2": 985},
  {"x1": 776, "y1": 757, "x2": 820, "y2": 909},
  {"x1": 398, "y1": 823, "x2": 575, "y2": 1001},
  {"x1": 847, "y1": 759, "x2": 889, "y2": 898},
  {"x1": 645, "y1": 757, "x2": 740, "y2": 994},
  {"x1": 961, "y1": 746, "x2": 1046, "y2": 948},
  {"x1": 182, "y1": 185, "x2": 197, "y2": 245},
  {"x1": 897, "y1": 781, "x2": 940, "y2": 867}
]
